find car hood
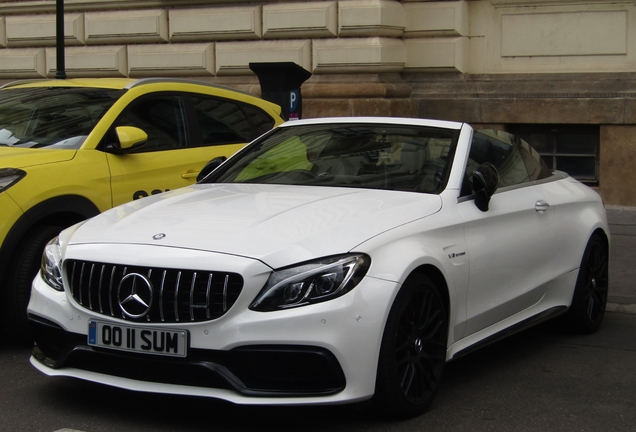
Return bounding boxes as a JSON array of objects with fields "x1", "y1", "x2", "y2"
[
  {"x1": 69, "y1": 184, "x2": 442, "y2": 269},
  {"x1": 0, "y1": 147, "x2": 76, "y2": 168}
]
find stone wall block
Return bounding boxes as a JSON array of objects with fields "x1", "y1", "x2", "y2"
[
  {"x1": 480, "y1": 98, "x2": 625, "y2": 125},
  {"x1": 312, "y1": 37, "x2": 405, "y2": 73},
  {"x1": 489, "y1": 4, "x2": 636, "y2": 74},
  {"x1": 304, "y1": 99, "x2": 353, "y2": 118},
  {"x1": 304, "y1": 97, "x2": 417, "y2": 118},
  {"x1": 46, "y1": 46, "x2": 128, "y2": 77},
  {"x1": 170, "y1": 6, "x2": 262, "y2": 42},
  {"x1": 405, "y1": 37, "x2": 468, "y2": 73},
  {"x1": 404, "y1": 1, "x2": 468, "y2": 37},
  {"x1": 85, "y1": 9, "x2": 168, "y2": 45},
  {"x1": 216, "y1": 40, "x2": 312, "y2": 76},
  {"x1": 6, "y1": 13, "x2": 85, "y2": 47},
  {"x1": 339, "y1": 0, "x2": 406, "y2": 38},
  {"x1": 303, "y1": 81, "x2": 411, "y2": 98},
  {"x1": 129, "y1": 43, "x2": 214, "y2": 77},
  {"x1": 0, "y1": 48, "x2": 46, "y2": 78},
  {"x1": 0, "y1": 17, "x2": 6, "y2": 48},
  {"x1": 263, "y1": 2, "x2": 337, "y2": 39},
  {"x1": 600, "y1": 125, "x2": 636, "y2": 206},
  {"x1": 351, "y1": 98, "x2": 418, "y2": 117},
  {"x1": 417, "y1": 98, "x2": 481, "y2": 123},
  {"x1": 501, "y1": 10, "x2": 627, "y2": 58}
]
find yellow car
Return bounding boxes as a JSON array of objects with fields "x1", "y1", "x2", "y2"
[{"x1": 0, "y1": 78, "x2": 284, "y2": 343}]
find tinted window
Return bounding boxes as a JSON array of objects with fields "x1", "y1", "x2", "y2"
[
  {"x1": 209, "y1": 124, "x2": 459, "y2": 194},
  {"x1": 190, "y1": 95, "x2": 252, "y2": 145},
  {"x1": 111, "y1": 94, "x2": 188, "y2": 152},
  {"x1": 241, "y1": 103, "x2": 276, "y2": 137},
  {"x1": 0, "y1": 87, "x2": 123, "y2": 149},
  {"x1": 463, "y1": 130, "x2": 551, "y2": 195}
]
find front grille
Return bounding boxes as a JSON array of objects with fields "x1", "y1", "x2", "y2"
[{"x1": 65, "y1": 260, "x2": 243, "y2": 323}]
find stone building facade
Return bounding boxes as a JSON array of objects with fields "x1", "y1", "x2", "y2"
[{"x1": 0, "y1": 0, "x2": 635, "y2": 205}]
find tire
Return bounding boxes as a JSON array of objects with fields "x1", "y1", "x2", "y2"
[
  {"x1": 1, "y1": 224, "x2": 63, "y2": 345},
  {"x1": 374, "y1": 274, "x2": 448, "y2": 418},
  {"x1": 563, "y1": 233, "x2": 609, "y2": 334}
]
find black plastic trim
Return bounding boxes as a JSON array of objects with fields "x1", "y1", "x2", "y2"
[{"x1": 451, "y1": 306, "x2": 568, "y2": 360}]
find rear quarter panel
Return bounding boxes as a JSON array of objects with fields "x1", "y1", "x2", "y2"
[{"x1": 545, "y1": 175, "x2": 609, "y2": 279}]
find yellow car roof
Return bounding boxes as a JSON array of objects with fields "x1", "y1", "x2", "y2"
[
  {"x1": 1, "y1": 77, "x2": 283, "y2": 116},
  {"x1": 2, "y1": 78, "x2": 135, "y2": 90},
  {"x1": 2, "y1": 78, "x2": 258, "y2": 96}
]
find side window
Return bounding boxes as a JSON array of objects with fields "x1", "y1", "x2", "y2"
[
  {"x1": 190, "y1": 95, "x2": 252, "y2": 146},
  {"x1": 241, "y1": 103, "x2": 276, "y2": 137},
  {"x1": 517, "y1": 139, "x2": 553, "y2": 182},
  {"x1": 463, "y1": 130, "x2": 551, "y2": 195},
  {"x1": 111, "y1": 94, "x2": 188, "y2": 152}
]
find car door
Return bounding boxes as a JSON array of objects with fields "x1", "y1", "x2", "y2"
[
  {"x1": 457, "y1": 130, "x2": 558, "y2": 336},
  {"x1": 105, "y1": 93, "x2": 250, "y2": 206}
]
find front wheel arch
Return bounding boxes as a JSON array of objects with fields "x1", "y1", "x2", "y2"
[
  {"x1": 410, "y1": 265, "x2": 451, "y2": 321},
  {"x1": 374, "y1": 271, "x2": 450, "y2": 418},
  {"x1": 0, "y1": 195, "x2": 101, "y2": 343},
  {"x1": 0, "y1": 195, "x2": 100, "y2": 270}
]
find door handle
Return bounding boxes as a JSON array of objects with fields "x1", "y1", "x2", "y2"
[
  {"x1": 535, "y1": 200, "x2": 550, "y2": 213},
  {"x1": 181, "y1": 170, "x2": 200, "y2": 179}
]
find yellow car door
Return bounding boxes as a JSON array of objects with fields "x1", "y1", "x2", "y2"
[{"x1": 105, "y1": 92, "x2": 259, "y2": 206}]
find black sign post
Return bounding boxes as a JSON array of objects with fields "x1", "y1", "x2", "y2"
[{"x1": 249, "y1": 62, "x2": 312, "y2": 121}]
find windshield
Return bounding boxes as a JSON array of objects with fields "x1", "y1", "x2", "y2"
[
  {"x1": 0, "y1": 87, "x2": 124, "y2": 149},
  {"x1": 208, "y1": 123, "x2": 460, "y2": 194}
]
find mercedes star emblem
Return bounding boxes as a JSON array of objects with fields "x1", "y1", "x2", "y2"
[{"x1": 117, "y1": 273, "x2": 154, "y2": 319}]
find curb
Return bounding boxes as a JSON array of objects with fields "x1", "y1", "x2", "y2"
[{"x1": 607, "y1": 303, "x2": 636, "y2": 314}]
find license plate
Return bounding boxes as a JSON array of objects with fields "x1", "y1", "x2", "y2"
[{"x1": 88, "y1": 320, "x2": 188, "y2": 358}]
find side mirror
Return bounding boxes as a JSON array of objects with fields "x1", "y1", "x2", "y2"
[
  {"x1": 197, "y1": 156, "x2": 227, "y2": 182},
  {"x1": 473, "y1": 163, "x2": 499, "y2": 212},
  {"x1": 105, "y1": 126, "x2": 148, "y2": 154}
]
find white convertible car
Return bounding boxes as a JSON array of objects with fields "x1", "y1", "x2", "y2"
[{"x1": 28, "y1": 117, "x2": 609, "y2": 417}]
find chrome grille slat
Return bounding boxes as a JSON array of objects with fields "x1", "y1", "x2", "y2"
[
  {"x1": 121, "y1": 267, "x2": 128, "y2": 319},
  {"x1": 108, "y1": 266, "x2": 116, "y2": 317},
  {"x1": 223, "y1": 274, "x2": 229, "y2": 312},
  {"x1": 174, "y1": 271, "x2": 181, "y2": 322},
  {"x1": 189, "y1": 272, "x2": 197, "y2": 322},
  {"x1": 146, "y1": 269, "x2": 153, "y2": 322},
  {"x1": 98, "y1": 265, "x2": 105, "y2": 314},
  {"x1": 66, "y1": 259, "x2": 243, "y2": 324},
  {"x1": 79, "y1": 263, "x2": 86, "y2": 305},
  {"x1": 159, "y1": 270, "x2": 166, "y2": 322},
  {"x1": 70, "y1": 262, "x2": 78, "y2": 300},
  {"x1": 88, "y1": 264, "x2": 95, "y2": 310},
  {"x1": 206, "y1": 274, "x2": 213, "y2": 319}
]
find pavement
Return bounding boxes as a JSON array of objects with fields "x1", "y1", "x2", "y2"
[{"x1": 605, "y1": 205, "x2": 636, "y2": 313}]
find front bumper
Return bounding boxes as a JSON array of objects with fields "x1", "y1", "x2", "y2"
[
  {"x1": 30, "y1": 314, "x2": 345, "y2": 397},
  {"x1": 28, "y1": 251, "x2": 399, "y2": 405}
]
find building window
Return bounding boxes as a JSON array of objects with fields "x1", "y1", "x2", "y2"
[{"x1": 508, "y1": 125, "x2": 599, "y2": 184}]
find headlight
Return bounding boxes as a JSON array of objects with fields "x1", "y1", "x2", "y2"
[
  {"x1": 0, "y1": 168, "x2": 26, "y2": 193},
  {"x1": 250, "y1": 254, "x2": 371, "y2": 312},
  {"x1": 41, "y1": 236, "x2": 64, "y2": 291}
]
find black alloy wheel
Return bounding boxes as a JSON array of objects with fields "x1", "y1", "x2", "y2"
[
  {"x1": 375, "y1": 274, "x2": 448, "y2": 418},
  {"x1": 565, "y1": 233, "x2": 609, "y2": 334}
]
